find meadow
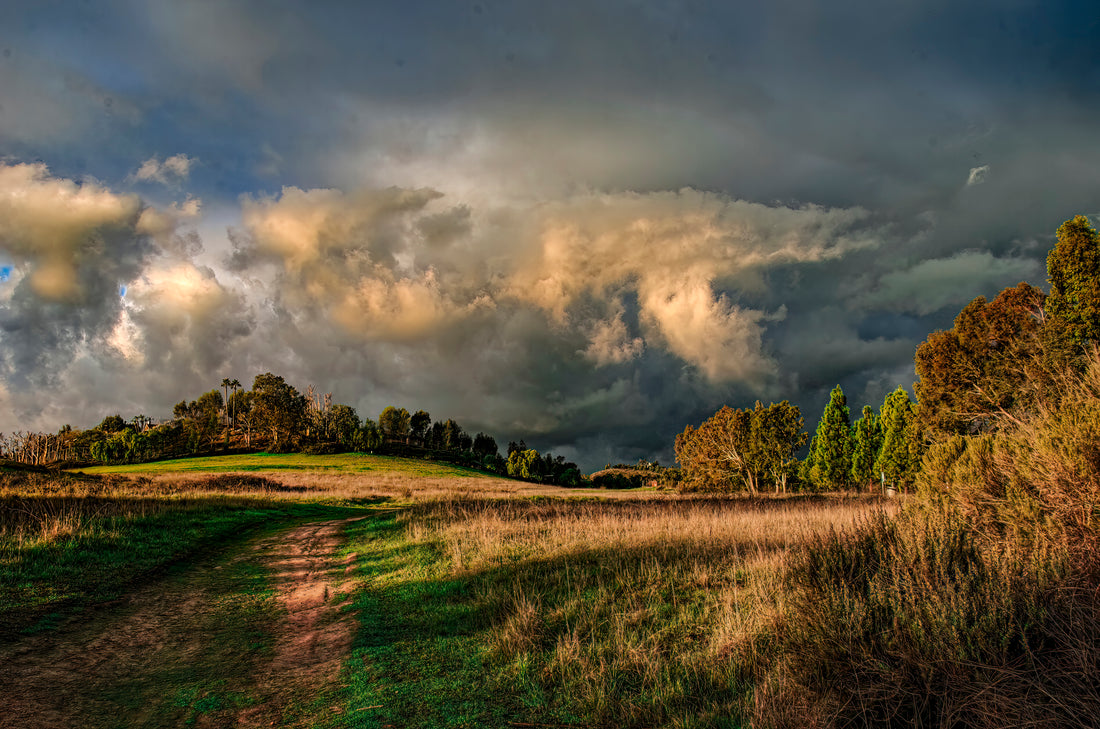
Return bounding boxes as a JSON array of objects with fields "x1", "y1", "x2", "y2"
[{"x1": 0, "y1": 454, "x2": 886, "y2": 727}]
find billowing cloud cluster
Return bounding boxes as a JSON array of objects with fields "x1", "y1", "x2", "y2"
[
  {"x1": 0, "y1": 153, "x2": 1054, "y2": 467},
  {"x1": 1, "y1": 0, "x2": 1093, "y2": 467},
  {"x1": 0, "y1": 163, "x2": 247, "y2": 426},
  {"x1": 229, "y1": 184, "x2": 884, "y2": 394},
  {"x1": 0, "y1": 163, "x2": 142, "y2": 301},
  {"x1": 510, "y1": 192, "x2": 877, "y2": 384}
]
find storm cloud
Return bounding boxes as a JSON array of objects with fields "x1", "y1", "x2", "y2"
[{"x1": 0, "y1": 0, "x2": 1096, "y2": 468}]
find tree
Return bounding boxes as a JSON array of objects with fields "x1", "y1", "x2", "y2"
[
  {"x1": 230, "y1": 389, "x2": 255, "y2": 447},
  {"x1": 428, "y1": 421, "x2": 445, "y2": 449},
  {"x1": 507, "y1": 449, "x2": 543, "y2": 480},
  {"x1": 378, "y1": 406, "x2": 411, "y2": 443},
  {"x1": 251, "y1": 373, "x2": 306, "y2": 449},
  {"x1": 97, "y1": 414, "x2": 126, "y2": 433},
  {"x1": 410, "y1": 410, "x2": 431, "y2": 445},
  {"x1": 875, "y1": 387, "x2": 915, "y2": 490},
  {"x1": 441, "y1": 419, "x2": 465, "y2": 450},
  {"x1": 330, "y1": 403, "x2": 361, "y2": 450},
  {"x1": 676, "y1": 402, "x2": 807, "y2": 494},
  {"x1": 228, "y1": 379, "x2": 242, "y2": 426},
  {"x1": 358, "y1": 418, "x2": 383, "y2": 451},
  {"x1": 1046, "y1": 215, "x2": 1100, "y2": 348},
  {"x1": 472, "y1": 432, "x2": 499, "y2": 458},
  {"x1": 675, "y1": 406, "x2": 756, "y2": 492},
  {"x1": 798, "y1": 435, "x2": 817, "y2": 487},
  {"x1": 850, "y1": 405, "x2": 882, "y2": 489},
  {"x1": 809, "y1": 386, "x2": 853, "y2": 490},
  {"x1": 914, "y1": 283, "x2": 1046, "y2": 435},
  {"x1": 194, "y1": 389, "x2": 224, "y2": 449},
  {"x1": 221, "y1": 377, "x2": 233, "y2": 447},
  {"x1": 751, "y1": 401, "x2": 807, "y2": 493}
]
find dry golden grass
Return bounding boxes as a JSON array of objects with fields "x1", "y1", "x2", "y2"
[
  {"x1": 2, "y1": 461, "x2": 893, "y2": 726},
  {"x1": 392, "y1": 493, "x2": 891, "y2": 726}
]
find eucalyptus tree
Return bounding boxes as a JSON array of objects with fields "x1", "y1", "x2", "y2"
[{"x1": 1046, "y1": 215, "x2": 1100, "y2": 349}]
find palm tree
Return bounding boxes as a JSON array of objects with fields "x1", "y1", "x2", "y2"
[
  {"x1": 221, "y1": 378, "x2": 233, "y2": 449},
  {"x1": 228, "y1": 379, "x2": 242, "y2": 427}
]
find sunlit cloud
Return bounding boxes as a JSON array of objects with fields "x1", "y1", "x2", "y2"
[
  {"x1": 0, "y1": 162, "x2": 142, "y2": 300},
  {"x1": 133, "y1": 154, "x2": 196, "y2": 185},
  {"x1": 967, "y1": 165, "x2": 990, "y2": 186}
]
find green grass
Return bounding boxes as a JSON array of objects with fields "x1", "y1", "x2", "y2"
[
  {"x1": 319, "y1": 498, "x2": 843, "y2": 728},
  {"x1": 95, "y1": 550, "x2": 281, "y2": 729},
  {"x1": 72, "y1": 452, "x2": 486, "y2": 478},
  {"x1": 315, "y1": 513, "x2": 588, "y2": 729},
  {"x1": 0, "y1": 497, "x2": 362, "y2": 641}
]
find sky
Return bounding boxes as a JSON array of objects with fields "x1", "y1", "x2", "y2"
[{"x1": 1, "y1": 0, "x2": 1098, "y2": 470}]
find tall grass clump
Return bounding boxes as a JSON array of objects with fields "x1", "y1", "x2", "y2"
[{"x1": 759, "y1": 357, "x2": 1100, "y2": 728}]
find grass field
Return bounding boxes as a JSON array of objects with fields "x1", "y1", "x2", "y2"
[
  {"x1": 3, "y1": 453, "x2": 889, "y2": 727},
  {"x1": 71, "y1": 451, "x2": 488, "y2": 478},
  {"x1": 325, "y1": 494, "x2": 884, "y2": 728}
]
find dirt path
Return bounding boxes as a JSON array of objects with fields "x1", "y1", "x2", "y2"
[
  {"x1": 0, "y1": 516, "x2": 364, "y2": 729},
  {"x1": 236, "y1": 518, "x2": 363, "y2": 726}
]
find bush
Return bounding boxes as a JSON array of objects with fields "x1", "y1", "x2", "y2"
[
  {"x1": 758, "y1": 357, "x2": 1100, "y2": 727},
  {"x1": 761, "y1": 506, "x2": 1089, "y2": 728}
]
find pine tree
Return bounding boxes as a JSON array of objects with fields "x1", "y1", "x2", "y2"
[
  {"x1": 850, "y1": 405, "x2": 882, "y2": 489},
  {"x1": 875, "y1": 387, "x2": 915, "y2": 490},
  {"x1": 810, "y1": 385, "x2": 853, "y2": 490}
]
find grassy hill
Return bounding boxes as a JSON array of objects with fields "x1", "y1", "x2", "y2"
[{"x1": 70, "y1": 451, "x2": 489, "y2": 478}]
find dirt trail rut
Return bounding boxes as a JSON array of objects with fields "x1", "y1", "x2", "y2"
[
  {"x1": 0, "y1": 517, "x2": 364, "y2": 729},
  {"x1": 236, "y1": 518, "x2": 362, "y2": 726}
]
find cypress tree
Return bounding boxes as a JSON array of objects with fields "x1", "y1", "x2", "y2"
[
  {"x1": 850, "y1": 405, "x2": 882, "y2": 489},
  {"x1": 875, "y1": 387, "x2": 915, "y2": 490},
  {"x1": 1046, "y1": 215, "x2": 1100, "y2": 347},
  {"x1": 810, "y1": 385, "x2": 853, "y2": 490}
]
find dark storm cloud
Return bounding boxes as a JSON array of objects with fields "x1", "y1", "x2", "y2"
[{"x1": 0, "y1": 0, "x2": 1096, "y2": 468}]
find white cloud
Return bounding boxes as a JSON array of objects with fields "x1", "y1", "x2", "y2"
[
  {"x1": 967, "y1": 165, "x2": 989, "y2": 186},
  {"x1": 508, "y1": 189, "x2": 876, "y2": 384},
  {"x1": 583, "y1": 308, "x2": 645, "y2": 366},
  {"x1": 232, "y1": 183, "x2": 878, "y2": 388},
  {"x1": 133, "y1": 154, "x2": 195, "y2": 185}
]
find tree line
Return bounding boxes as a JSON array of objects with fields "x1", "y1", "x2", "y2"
[
  {"x1": 674, "y1": 384, "x2": 916, "y2": 493},
  {"x1": 0, "y1": 372, "x2": 582, "y2": 486},
  {"x1": 676, "y1": 215, "x2": 1100, "y2": 494}
]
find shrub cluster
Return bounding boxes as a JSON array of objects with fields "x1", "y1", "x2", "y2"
[{"x1": 752, "y1": 216, "x2": 1100, "y2": 727}]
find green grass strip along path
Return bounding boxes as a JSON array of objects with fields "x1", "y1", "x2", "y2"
[{"x1": 93, "y1": 538, "x2": 284, "y2": 729}]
